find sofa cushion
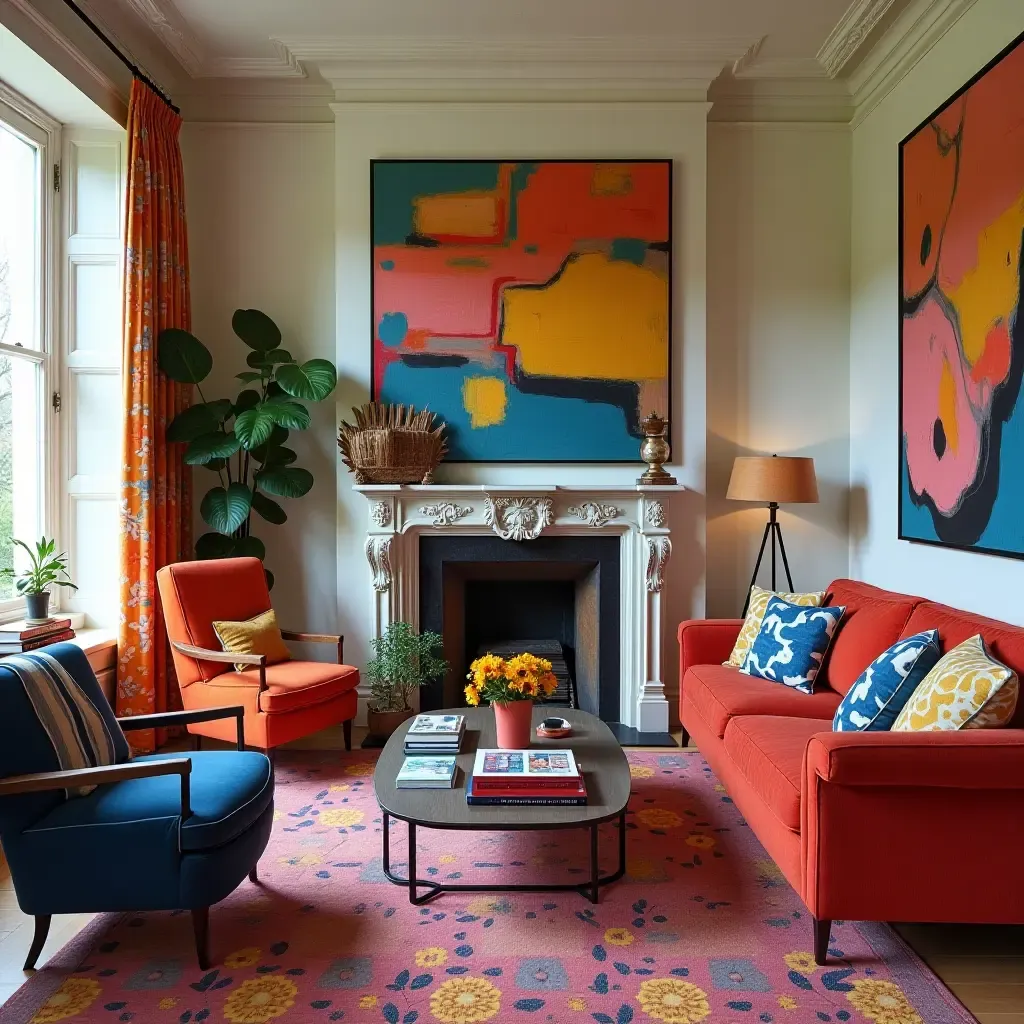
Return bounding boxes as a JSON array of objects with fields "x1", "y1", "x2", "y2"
[
  {"x1": 723, "y1": 716, "x2": 827, "y2": 832},
  {"x1": 250, "y1": 661, "x2": 360, "y2": 714},
  {"x1": 684, "y1": 663, "x2": 842, "y2": 739},
  {"x1": 901, "y1": 602, "x2": 1024, "y2": 727},
  {"x1": 27, "y1": 750, "x2": 273, "y2": 852},
  {"x1": 820, "y1": 579, "x2": 920, "y2": 695},
  {"x1": 726, "y1": 586, "x2": 824, "y2": 668}
]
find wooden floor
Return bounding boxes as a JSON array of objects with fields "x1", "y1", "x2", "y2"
[{"x1": 0, "y1": 729, "x2": 1019, "y2": 1020}]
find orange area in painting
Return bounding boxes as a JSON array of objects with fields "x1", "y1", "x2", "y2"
[
  {"x1": 414, "y1": 194, "x2": 501, "y2": 240},
  {"x1": 503, "y1": 253, "x2": 668, "y2": 381},
  {"x1": 971, "y1": 322, "x2": 1011, "y2": 387},
  {"x1": 938, "y1": 357, "x2": 959, "y2": 456},
  {"x1": 402, "y1": 328, "x2": 431, "y2": 352},
  {"x1": 591, "y1": 164, "x2": 634, "y2": 196},
  {"x1": 462, "y1": 376, "x2": 507, "y2": 427}
]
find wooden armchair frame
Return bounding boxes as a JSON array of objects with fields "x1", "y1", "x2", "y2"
[{"x1": 0, "y1": 705, "x2": 249, "y2": 971}]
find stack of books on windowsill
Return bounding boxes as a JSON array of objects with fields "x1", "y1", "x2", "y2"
[
  {"x1": 0, "y1": 618, "x2": 75, "y2": 656},
  {"x1": 404, "y1": 714, "x2": 466, "y2": 754},
  {"x1": 466, "y1": 748, "x2": 587, "y2": 806}
]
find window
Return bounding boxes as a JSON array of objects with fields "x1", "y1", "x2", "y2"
[{"x1": 0, "y1": 98, "x2": 52, "y2": 611}]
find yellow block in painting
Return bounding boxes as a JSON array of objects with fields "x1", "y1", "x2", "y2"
[
  {"x1": 503, "y1": 253, "x2": 667, "y2": 381},
  {"x1": 413, "y1": 194, "x2": 499, "y2": 238},
  {"x1": 463, "y1": 376, "x2": 507, "y2": 428}
]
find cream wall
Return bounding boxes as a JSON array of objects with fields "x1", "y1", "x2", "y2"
[
  {"x1": 333, "y1": 103, "x2": 710, "y2": 717},
  {"x1": 849, "y1": 0, "x2": 1024, "y2": 622},
  {"x1": 707, "y1": 124, "x2": 852, "y2": 617},
  {"x1": 180, "y1": 123, "x2": 341, "y2": 647}
]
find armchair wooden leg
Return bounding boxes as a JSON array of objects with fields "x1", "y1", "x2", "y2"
[
  {"x1": 813, "y1": 917, "x2": 832, "y2": 965},
  {"x1": 192, "y1": 907, "x2": 211, "y2": 971},
  {"x1": 679, "y1": 727, "x2": 690, "y2": 748},
  {"x1": 193, "y1": 734, "x2": 202, "y2": 751},
  {"x1": 343, "y1": 719, "x2": 352, "y2": 752},
  {"x1": 23, "y1": 915, "x2": 51, "y2": 971},
  {"x1": 249, "y1": 865, "x2": 258, "y2": 883}
]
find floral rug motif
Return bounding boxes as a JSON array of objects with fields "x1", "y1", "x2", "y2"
[{"x1": 0, "y1": 751, "x2": 974, "y2": 1024}]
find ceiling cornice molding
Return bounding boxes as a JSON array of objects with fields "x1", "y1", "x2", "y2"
[
  {"x1": 733, "y1": 57, "x2": 831, "y2": 80},
  {"x1": 208, "y1": 41, "x2": 306, "y2": 79},
  {"x1": 849, "y1": 0, "x2": 979, "y2": 124},
  {"x1": 817, "y1": 0, "x2": 897, "y2": 76},
  {"x1": 120, "y1": 0, "x2": 206, "y2": 77}
]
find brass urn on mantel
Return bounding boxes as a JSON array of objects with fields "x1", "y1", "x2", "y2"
[{"x1": 638, "y1": 412, "x2": 677, "y2": 485}]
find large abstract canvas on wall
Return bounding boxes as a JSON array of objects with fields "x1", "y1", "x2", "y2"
[
  {"x1": 899, "y1": 31, "x2": 1024, "y2": 557},
  {"x1": 371, "y1": 160, "x2": 671, "y2": 462}
]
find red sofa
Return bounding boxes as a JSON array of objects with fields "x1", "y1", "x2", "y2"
[{"x1": 678, "y1": 578, "x2": 1024, "y2": 964}]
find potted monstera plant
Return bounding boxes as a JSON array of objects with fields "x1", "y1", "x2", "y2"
[
  {"x1": 366, "y1": 622, "x2": 448, "y2": 739},
  {"x1": 158, "y1": 309, "x2": 337, "y2": 585}
]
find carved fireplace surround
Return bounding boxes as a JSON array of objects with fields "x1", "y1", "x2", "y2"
[{"x1": 355, "y1": 484, "x2": 682, "y2": 734}]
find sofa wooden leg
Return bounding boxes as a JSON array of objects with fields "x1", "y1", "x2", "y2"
[
  {"x1": 343, "y1": 719, "x2": 352, "y2": 752},
  {"x1": 23, "y1": 915, "x2": 51, "y2": 970},
  {"x1": 813, "y1": 917, "x2": 832, "y2": 965},
  {"x1": 192, "y1": 907, "x2": 211, "y2": 970}
]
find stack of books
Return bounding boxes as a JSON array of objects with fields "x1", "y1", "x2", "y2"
[
  {"x1": 396, "y1": 755, "x2": 458, "y2": 789},
  {"x1": 404, "y1": 714, "x2": 465, "y2": 754},
  {"x1": 0, "y1": 618, "x2": 75, "y2": 656},
  {"x1": 466, "y1": 748, "x2": 587, "y2": 806}
]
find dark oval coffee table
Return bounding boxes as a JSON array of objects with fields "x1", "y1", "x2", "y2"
[{"x1": 374, "y1": 706, "x2": 630, "y2": 905}]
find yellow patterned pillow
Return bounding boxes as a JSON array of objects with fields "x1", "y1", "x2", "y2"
[
  {"x1": 212, "y1": 608, "x2": 291, "y2": 674},
  {"x1": 726, "y1": 585, "x2": 826, "y2": 668},
  {"x1": 892, "y1": 634, "x2": 1018, "y2": 732}
]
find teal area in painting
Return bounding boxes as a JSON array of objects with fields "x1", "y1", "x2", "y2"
[
  {"x1": 901, "y1": 395, "x2": 1024, "y2": 554},
  {"x1": 380, "y1": 361, "x2": 638, "y2": 461},
  {"x1": 372, "y1": 162, "x2": 501, "y2": 245}
]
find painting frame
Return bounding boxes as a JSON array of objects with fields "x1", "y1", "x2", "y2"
[
  {"x1": 369, "y1": 157, "x2": 674, "y2": 464},
  {"x1": 897, "y1": 28, "x2": 1024, "y2": 560}
]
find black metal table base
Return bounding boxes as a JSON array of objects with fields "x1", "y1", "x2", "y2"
[{"x1": 380, "y1": 810, "x2": 628, "y2": 906}]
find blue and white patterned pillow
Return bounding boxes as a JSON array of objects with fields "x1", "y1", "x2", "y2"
[
  {"x1": 741, "y1": 596, "x2": 846, "y2": 694},
  {"x1": 833, "y1": 630, "x2": 941, "y2": 732}
]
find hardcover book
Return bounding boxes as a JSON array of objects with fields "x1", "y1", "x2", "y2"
[
  {"x1": 407, "y1": 714, "x2": 465, "y2": 736},
  {"x1": 395, "y1": 756, "x2": 458, "y2": 789},
  {"x1": 466, "y1": 776, "x2": 587, "y2": 806},
  {"x1": 471, "y1": 749, "x2": 580, "y2": 790}
]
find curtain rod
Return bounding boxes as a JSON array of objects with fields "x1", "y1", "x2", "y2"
[{"x1": 60, "y1": 0, "x2": 180, "y2": 115}]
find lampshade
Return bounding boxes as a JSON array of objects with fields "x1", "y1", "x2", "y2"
[{"x1": 727, "y1": 455, "x2": 818, "y2": 504}]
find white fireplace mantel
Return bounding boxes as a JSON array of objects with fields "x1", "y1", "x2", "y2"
[{"x1": 354, "y1": 483, "x2": 684, "y2": 733}]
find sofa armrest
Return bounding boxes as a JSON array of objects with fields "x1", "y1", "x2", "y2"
[
  {"x1": 677, "y1": 619, "x2": 743, "y2": 679},
  {"x1": 806, "y1": 730, "x2": 1024, "y2": 789}
]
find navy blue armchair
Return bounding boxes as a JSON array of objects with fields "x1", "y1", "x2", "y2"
[{"x1": 0, "y1": 643, "x2": 273, "y2": 970}]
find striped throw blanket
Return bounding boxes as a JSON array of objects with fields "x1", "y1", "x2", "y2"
[{"x1": 4, "y1": 651, "x2": 122, "y2": 796}]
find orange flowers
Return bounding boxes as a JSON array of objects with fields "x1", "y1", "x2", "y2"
[{"x1": 465, "y1": 653, "x2": 559, "y2": 705}]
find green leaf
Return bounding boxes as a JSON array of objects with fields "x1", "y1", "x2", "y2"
[
  {"x1": 250, "y1": 427, "x2": 289, "y2": 462},
  {"x1": 264, "y1": 395, "x2": 310, "y2": 430},
  {"x1": 264, "y1": 568, "x2": 275, "y2": 591},
  {"x1": 252, "y1": 491, "x2": 287, "y2": 524},
  {"x1": 235, "y1": 371, "x2": 264, "y2": 383},
  {"x1": 204, "y1": 458, "x2": 227, "y2": 472},
  {"x1": 167, "y1": 403, "x2": 225, "y2": 443},
  {"x1": 263, "y1": 348, "x2": 294, "y2": 365},
  {"x1": 233, "y1": 535, "x2": 266, "y2": 560},
  {"x1": 200, "y1": 484, "x2": 253, "y2": 534},
  {"x1": 184, "y1": 432, "x2": 242, "y2": 466},
  {"x1": 232, "y1": 308, "x2": 281, "y2": 352},
  {"x1": 253, "y1": 444, "x2": 297, "y2": 468},
  {"x1": 158, "y1": 328, "x2": 213, "y2": 384},
  {"x1": 235, "y1": 406, "x2": 277, "y2": 449},
  {"x1": 257, "y1": 467, "x2": 314, "y2": 498},
  {"x1": 195, "y1": 532, "x2": 237, "y2": 559},
  {"x1": 233, "y1": 389, "x2": 261, "y2": 415},
  {"x1": 246, "y1": 350, "x2": 272, "y2": 369},
  {"x1": 276, "y1": 359, "x2": 338, "y2": 402}
]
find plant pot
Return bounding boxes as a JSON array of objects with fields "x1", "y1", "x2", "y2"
[
  {"x1": 24, "y1": 592, "x2": 51, "y2": 624},
  {"x1": 367, "y1": 706, "x2": 414, "y2": 740},
  {"x1": 493, "y1": 700, "x2": 534, "y2": 750}
]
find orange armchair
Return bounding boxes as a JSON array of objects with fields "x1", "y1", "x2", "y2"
[{"x1": 156, "y1": 557, "x2": 358, "y2": 754}]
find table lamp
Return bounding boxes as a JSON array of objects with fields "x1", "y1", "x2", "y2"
[{"x1": 727, "y1": 455, "x2": 818, "y2": 615}]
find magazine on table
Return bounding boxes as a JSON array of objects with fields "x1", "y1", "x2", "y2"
[{"x1": 395, "y1": 756, "x2": 458, "y2": 789}]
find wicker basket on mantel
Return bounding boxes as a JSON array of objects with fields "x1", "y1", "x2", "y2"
[{"x1": 338, "y1": 402, "x2": 447, "y2": 484}]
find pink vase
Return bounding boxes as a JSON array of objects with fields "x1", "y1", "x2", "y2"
[{"x1": 493, "y1": 700, "x2": 534, "y2": 749}]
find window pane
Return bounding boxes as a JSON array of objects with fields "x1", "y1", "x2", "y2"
[
  {"x1": 0, "y1": 121, "x2": 40, "y2": 351},
  {"x1": 0, "y1": 356, "x2": 41, "y2": 600}
]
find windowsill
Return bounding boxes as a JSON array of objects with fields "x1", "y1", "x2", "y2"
[{"x1": 67, "y1": 627, "x2": 116, "y2": 658}]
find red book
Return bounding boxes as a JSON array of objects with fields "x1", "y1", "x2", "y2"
[
  {"x1": 0, "y1": 629, "x2": 76, "y2": 654},
  {"x1": 472, "y1": 775, "x2": 582, "y2": 792},
  {"x1": 0, "y1": 618, "x2": 72, "y2": 641},
  {"x1": 467, "y1": 777, "x2": 587, "y2": 805}
]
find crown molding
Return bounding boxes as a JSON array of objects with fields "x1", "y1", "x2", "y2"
[
  {"x1": 119, "y1": 0, "x2": 205, "y2": 76},
  {"x1": 733, "y1": 57, "x2": 831, "y2": 80},
  {"x1": 817, "y1": 0, "x2": 897, "y2": 76},
  {"x1": 207, "y1": 41, "x2": 306, "y2": 79},
  {"x1": 849, "y1": 0, "x2": 979, "y2": 124}
]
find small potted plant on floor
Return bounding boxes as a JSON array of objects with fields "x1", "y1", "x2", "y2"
[
  {"x1": 366, "y1": 621, "x2": 448, "y2": 739},
  {"x1": 465, "y1": 653, "x2": 559, "y2": 749},
  {"x1": 0, "y1": 537, "x2": 77, "y2": 623}
]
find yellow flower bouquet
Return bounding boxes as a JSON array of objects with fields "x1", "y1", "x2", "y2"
[{"x1": 465, "y1": 652, "x2": 560, "y2": 749}]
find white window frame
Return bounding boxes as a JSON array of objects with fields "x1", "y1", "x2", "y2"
[{"x1": 0, "y1": 83, "x2": 60, "y2": 621}]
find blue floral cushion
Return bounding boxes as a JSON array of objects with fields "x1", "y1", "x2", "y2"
[
  {"x1": 833, "y1": 630, "x2": 941, "y2": 732},
  {"x1": 740, "y1": 596, "x2": 846, "y2": 694}
]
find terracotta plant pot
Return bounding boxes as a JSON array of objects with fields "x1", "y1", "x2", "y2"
[
  {"x1": 366, "y1": 706, "x2": 414, "y2": 740},
  {"x1": 493, "y1": 700, "x2": 534, "y2": 749}
]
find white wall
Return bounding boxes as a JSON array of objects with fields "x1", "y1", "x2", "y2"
[
  {"x1": 707, "y1": 123, "x2": 852, "y2": 617},
  {"x1": 333, "y1": 103, "x2": 710, "y2": 716},
  {"x1": 849, "y1": 0, "x2": 1024, "y2": 622},
  {"x1": 180, "y1": 124, "x2": 340, "y2": 645}
]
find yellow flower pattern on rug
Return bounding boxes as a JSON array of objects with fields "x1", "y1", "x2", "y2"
[
  {"x1": 222, "y1": 977, "x2": 297, "y2": 1023},
  {"x1": 224, "y1": 947, "x2": 262, "y2": 968},
  {"x1": 727, "y1": 586, "x2": 825, "y2": 667},
  {"x1": 893, "y1": 634, "x2": 1018, "y2": 731},
  {"x1": 783, "y1": 951, "x2": 819, "y2": 974},
  {"x1": 318, "y1": 808, "x2": 365, "y2": 827},
  {"x1": 31, "y1": 979, "x2": 101, "y2": 1022},
  {"x1": 636, "y1": 978, "x2": 711, "y2": 1023},
  {"x1": 604, "y1": 927, "x2": 635, "y2": 946},
  {"x1": 637, "y1": 808, "x2": 683, "y2": 829},
  {"x1": 429, "y1": 977, "x2": 502, "y2": 1022},
  {"x1": 846, "y1": 979, "x2": 924, "y2": 1024},
  {"x1": 416, "y1": 947, "x2": 449, "y2": 967},
  {"x1": 630, "y1": 764, "x2": 655, "y2": 778}
]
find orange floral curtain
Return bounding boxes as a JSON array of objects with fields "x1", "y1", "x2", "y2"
[{"x1": 117, "y1": 80, "x2": 192, "y2": 751}]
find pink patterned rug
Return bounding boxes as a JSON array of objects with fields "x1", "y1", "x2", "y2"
[{"x1": 0, "y1": 750, "x2": 973, "y2": 1024}]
